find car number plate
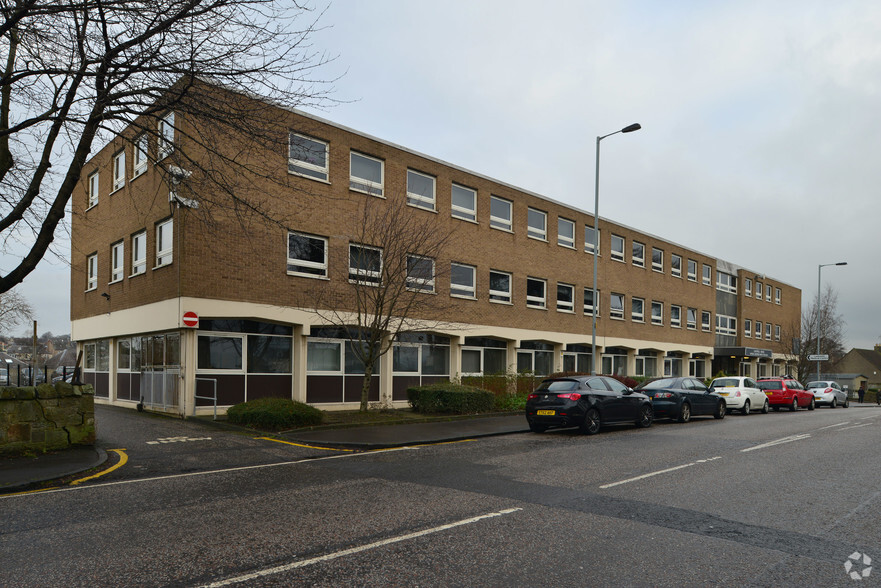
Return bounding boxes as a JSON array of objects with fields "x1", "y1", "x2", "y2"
[
  {"x1": 765, "y1": 392, "x2": 772, "y2": 396},
  {"x1": 537, "y1": 410, "x2": 555, "y2": 416},
  {"x1": 718, "y1": 392, "x2": 729, "y2": 396}
]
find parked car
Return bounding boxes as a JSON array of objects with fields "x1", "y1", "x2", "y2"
[
  {"x1": 709, "y1": 376, "x2": 769, "y2": 415},
  {"x1": 807, "y1": 380, "x2": 849, "y2": 408},
  {"x1": 634, "y1": 377, "x2": 726, "y2": 422},
  {"x1": 756, "y1": 378, "x2": 815, "y2": 411},
  {"x1": 525, "y1": 375, "x2": 653, "y2": 435}
]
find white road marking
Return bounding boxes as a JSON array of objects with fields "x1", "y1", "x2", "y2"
[
  {"x1": 740, "y1": 434, "x2": 811, "y2": 453},
  {"x1": 146, "y1": 436, "x2": 212, "y2": 445},
  {"x1": 838, "y1": 424, "x2": 872, "y2": 431},
  {"x1": 816, "y1": 422, "x2": 850, "y2": 430},
  {"x1": 201, "y1": 507, "x2": 524, "y2": 587},
  {"x1": 599, "y1": 456, "x2": 722, "y2": 489}
]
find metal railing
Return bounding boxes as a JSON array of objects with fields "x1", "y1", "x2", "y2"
[{"x1": 194, "y1": 377, "x2": 218, "y2": 420}]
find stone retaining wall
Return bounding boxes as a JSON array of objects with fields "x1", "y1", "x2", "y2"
[{"x1": 0, "y1": 383, "x2": 95, "y2": 456}]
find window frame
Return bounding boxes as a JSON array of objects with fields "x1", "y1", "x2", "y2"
[
  {"x1": 288, "y1": 132, "x2": 329, "y2": 182},
  {"x1": 584, "y1": 225, "x2": 599, "y2": 254},
  {"x1": 349, "y1": 243, "x2": 383, "y2": 286},
  {"x1": 766, "y1": 284, "x2": 772, "y2": 302},
  {"x1": 670, "y1": 304, "x2": 682, "y2": 328},
  {"x1": 556, "y1": 282, "x2": 575, "y2": 313},
  {"x1": 112, "y1": 150, "x2": 126, "y2": 192},
  {"x1": 701, "y1": 311, "x2": 711, "y2": 332},
  {"x1": 583, "y1": 288, "x2": 599, "y2": 316},
  {"x1": 86, "y1": 253, "x2": 97, "y2": 291},
  {"x1": 157, "y1": 111, "x2": 175, "y2": 160},
  {"x1": 155, "y1": 218, "x2": 173, "y2": 268},
  {"x1": 489, "y1": 269, "x2": 512, "y2": 304},
  {"x1": 755, "y1": 281, "x2": 763, "y2": 299},
  {"x1": 610, "y1": 234, "x2": 625, "y2": 262},
  {"x1": 406, "y1": 254, "x2": 435, "y2": 293},
  {"x1": 131, "y1": 231, "x2": 146, "y2": 276},
  {"x1": 716, "y1": 314, "x2": 737, "y2": 337},
  {"x1": 557, "y1": 217, "x2": 575, "y2": 248},
  {"x1": 632, "y1": 296, "x2": 645, "y2": 322},
  {"x1": 687, "y1": 307, "x2": 697, "y2": 330},
  {"x1": 687, "y1": 259, "x2": 697, "y2": 282},
  {"x1": 632, "y1": 241, "x2": 645, "y2": 267},
  {"x1": 609, "y1": 292, "x2": 625, "y2": 320},
  {"x1": 450, "y1": 262, "x2": 476, "y2": 299},
  {"x1": 755, "y1": 321, "x2": 762, "y2": 338},
  {"x1": 765, "y1": 322, "x2": 772, "y2": 340},
  {"x1": 133, "y1": 134, "x2": 148, "y2": 178},
  {"x1": 775, "y1": 324, "x2": 781, "y2": 341},
  {"x1": 716, "y1": 271, "x2": 737, "y2": 294},
  {"x1": 489, "y1": 195, "x2": 513, "y2": 232},
  {"x1": 287, "y1": 231, "x2": 328, "y2": 278},
  {"x1": 671, "y1": 254, "x2": 682, "y2": 278},
  {"x1": 349, "y1": 151, "x2": 385, "y2": 196},
  {"x1": 451, "y1": 183, "x2": 477, "y2": 222},
  {"x1": 406, "y1": 168, "x2": 436, "y2": 211},
  {"x1": 88, "y1": 171, "x2": 99, "y2": 208},
  {"x1": 702, "y1": 264, "x2": 712, "y2": 285},
  {"x1": 745, "y1": 278, "x2": 753, "y2": 297},
  {"x1": 526, "y1": 277, "x2": 547, "y2": 309},
  {"x1": 651, "y1": 301, "x2": 663, "y2": 325},
  {"x1": 110, "y1": 241, "x2": 124, "y2": 283},
  {"x1": 744, "y1": 319, "x2": 752, "y2": 338},
  {"x1": 652, "y1": 247, "x2": 664, "y2": 272},
  {"x1": 775, "y1": 287, "x2": 781, "y2": 304},
  {"x1": 527, "y1": 208, "x2": 547, "y2": 241}
]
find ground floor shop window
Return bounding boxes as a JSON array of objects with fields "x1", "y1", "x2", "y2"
[
  {"x1": 688, "y1": 358, "x2": 706, "y2": 378},
  {"x1": 517, "y1": 341, "x2": 554, "y2": 375},
  {"x1": 602, "y1": 346, "x2": 628, "y2": 376},
  {"x1": 664, "y1": 353, "x2": 683, "y2": 377},
  {"x1": 461, "y1": 337, "x2": 508, "y2": 376},
  {"x1": 562, "y1": 344, "x2": 591, "y2": 373},
  {"x1": 306, "y1": 327, "x2": 380, "y2": 404},
  {"x1": 635, "y1": 351, "x2": 658, "y2": 378},
  {"x1": 392, "y1": 333, "x2": 451, "y2": 400}
]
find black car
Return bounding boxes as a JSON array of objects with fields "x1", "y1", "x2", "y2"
[
  {"x1": 634, "y1": 377, "x2": 726, "y2": 422},
  {"x1": 525, "y1": 375, "x2": 653, "y2": 434}
]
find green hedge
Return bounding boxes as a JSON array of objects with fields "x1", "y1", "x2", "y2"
[
  {"x1": 407, "y1": 382, "x2": 495, "y2": 414},
  {"x1": 227, "y1": 397, "x2": 323, "y2": 430}
]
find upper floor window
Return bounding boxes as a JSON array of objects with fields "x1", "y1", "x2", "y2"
[
  {"x1": 451, "y1": 184, "x2": 477, "y2": 221},
  {"x1": 609, "y1": 293, "x2": 624, "y2": 320},
  {"x1": 755, "y1": 321, "x2": 762, "y2": 338},
  {"x1": 490, "y1": 196, "x2": 512, "y2": 231},
  {"x1": 744, "y1": 319, "x2": 752, "y2": 337},
  {"x1": 584, "y1": 288, "x2": 598, "y2": 316},
  {"x1": 526, "y1": 277, "x2": 546, "y2": 309},
  {"x1": 687, "y1": 307, "x2": 697, "y2": 330},
  {"x1": 287, "y1": 231, "x2": 328, "y2": 278},
  {"x1": 157, "y1": 112, "x2": 175, "y2": 160},
  {"x1": 112, "y1": 151, "x2": 126, "y2": 192},
  {"x1": 527, "y1": 208, "x2": 547, "y2": 240},
  {"x1": 766, "y1": 284, "x2": 772, "y2": 302},
  {"x1": 652, "y1": 247, "x2": 664, "y2": 272},
  {"x1": 450, "y1": 262, "x2": 476, "y2": 299},
  {"x1": 670, "y1": 305, "x2": 682, "y2": 328},
  {"x1": 557, "y1": 282, "x2": 575, "y2": 313},
  {"x1": 407, "y1": 169, "x2": 436, "y2": 211},
  {"x1": 716, "y1": 271, "x2": 737, "y2": 294},
  {"x1": 702, "y1": 264, "x2": 712, "y2": 285},
  {"x1": 745, "y1": 278, "x2": 752, "y2": 297},
  {"x1": 765, "y1": 322, "x2": 772, "y2": 340},
  {"x1": 716, "y1": 314, "x2": 736, "y2": 337},
  {"x1": 775, "y1": 324, "x2": 781, "y2": 341},
  {"x1": 687, "y1": 259, "x2": 697, "y2": 282},
  {"x1": 610, "y1": 234, "x2": 625, "y2": 261},
  {"x1": 489, "y1": 270, "x2": 512, "y2": 303},
  {"x1": 755, "y1": 281, "x2": 763, "y2": 299},
  {"x1": 110, "y1": 241, "x2": 124, "y2": 283},
  {"x1": 584, "y1": 225, "x2": 599, "y2": 254},
  {"x1": 651, "y1": 301, "x2": 663, "y2": 325},
  {"x1": 701, "y1": 311, "x2": 711, "y2": 331},
  {"x1": 632, "y1": 297, "x2": 644, "y2": 322},
  {"x1": 88, "y1": 171, "x2": 99, "y2": 208},
  {"x1": 86, "y1": 253, "x2": 97, "y2": 291},
  {"x1": 671, "y1": 254, "x2": 682, "y2": 278},
  {"x1": 406, "y1": 255, "x2": 435, "y2": 292},
  {"x1": 131, "y1": 231, "x2": 146, "y2": 276},
  {"x1": 775, "y1": 287, "x2": 781, "y2": 304},
  {"x1": 155, "y1": 218, "x2": 173, "y2": 267},
  {"x1": 632, "y1": 241, "x2": 645, "y2": 267},
  {"x1": 558, "y1": 218, "x2": 575, "y2": 248},
  {"x1": 133, "y1": 134, "x2": 148, "y2": 178},
  {"x1": 350, "y1": 152, "x2": 384, "y2": 196},
  {"x1": 288, "y1": 132, "x2": 329, "y2": 181},
  {"x1": 349, "y1": 244, "x2": 382, "y2": 285}
]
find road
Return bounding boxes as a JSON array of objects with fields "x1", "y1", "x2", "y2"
[{"x1": 2, "y1": 404, "x2": 880, "y2": 587}]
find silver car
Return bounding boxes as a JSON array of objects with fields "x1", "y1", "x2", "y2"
[{"x1": 807, "y1": 380, "x2": 849, "y2": 408}]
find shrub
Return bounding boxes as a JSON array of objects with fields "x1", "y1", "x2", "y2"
[
  {"x1": 408, "y1": 382, "x2": 494, "y2": 414},
  {"x1": 226, "y1": 397, "x2": 323, "y2": 430}
]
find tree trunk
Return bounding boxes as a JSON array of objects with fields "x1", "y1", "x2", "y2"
[{"x1": 360, "y1": 364, "x2": 373, "y2": 413}]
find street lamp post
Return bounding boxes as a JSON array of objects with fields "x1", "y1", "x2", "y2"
[
  {"x1": 592, "y1": 123, "x2": 641, "y2": 375},
  {"x1": 816, "y1": 261, "x2": 847, "y2": 383}
]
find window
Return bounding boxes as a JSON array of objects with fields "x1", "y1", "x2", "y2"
[
  {"x1": 490, "y1": 196, "x2": 513, "y2": 231},
  {"x1": 687, "y1": 259, "x2": 697, "y2": 281},
  {"x1": 131, "y1": 231, "x2": 146, "y2": 276},
  {"x1": 755, "y1": 281, "x2": 763, "y2": 299},
  {"x1": 526, "y1": 277, "x2": 546, "y2": 309},
  {"x1": 557, "y1": 283, "x2": 574, "y2": 313},
  {"x1": 350, "y1": 152, "x2": 384, "y2": 196},
  {"x1": 86, "y1": 254, "x2": 97, "y2": 291},
  {"x1": 755, "y1": 321, "x2": 762, "y2": 338},
  {"x1": 406, "y1": 255, "x2": 435, "y2": 292},
  {"x1": 133, "y1": 134, "x2": 148, "y2": 177},
  {"x1": 687, "y1": 307, "x2": 697, "y2": 330},
  {"x1": 451, "y1": 184, "x2": 477, "y2": 221},
  {"x1": 652, "y1": 247, "x2": 664, "y2": 272},
  {"x1": 583, "y1": 288, "x2": 598, "y2": 316},
  {"x1": 632, "y1": 241, "x2": 645, "y2": 267},
  {"x1": 766, "y1": 284, "x2": 772, "y2": 301},
  {"x1": 198, "y1": 335, "x2": 243, "y2": 371},
  {"x1": 651, "y1": 301, "x2": 663, "y2": 325},
  {"x1": 407, "y1": 169, "x2": 436, "y2": 210},
  {"x1": 112, "y1": 151, "x2": 125, "y2": 192},
  {"x1": 527, "y1": 208, "x2": 547, "y2": 240},
  {"x1": 610, "y1": 293, "x2": 624, "y2": 319},
  {"x1": 775, "y1": 325, "x2": 781, "y2": 341},
  {"x1": 611, "y1": 234, "x2": 625, "y2": 261},
  {"x1": 450, "y1": 263, "x2": 476, "y2": 298},
  {"x1": 158, "y1": 112, "x2": 174, "y2": 160},
  {"x1": 584, "y1": 225, "x2": 599, "y2": 254},
  {"x1": 716, "y1": 314, "x2": 736, "y2": 337},
  {"x1": 349, "y1": 244, "x2": 382, "y2": 285},
  {"x1": 110, "y1": 241, "x2": 124, "y2": 283},
  {"x1": 775, "y1": 288, "x2": 781, "y2": 304},
  {"x1": 489, "y1": 270, "x2": 512, "y2": 303},
  {"x1": 288, "y1": 132, "x2": 329, "y2": 181},
  {"x1": 701, "y1": 311, "x2": 711, "y2": 331},
  {"x1": 155, "y1": 218, "x2": 173, "y2": 267},
  {"x1": 558, "y1": 218, "x2": 575, "y2": 248},
  {"x1": 671, "y1": 254, "x2": 682, "y2": 278},
  {"x1": 765, "y1": 322, "x2": 772, "y2": 340},
  {"x1": 716, "y1": 271, "x2": 737, "y2": 294},
  {"x1": 287, "y1": 231, "x2": 328, "y2": 278},
  {"x1": 745, "y1": 278, "x2": 752, "y2": 297},
  {"x1": 88, "y1": 171, "x2": 99, "y2": 207},
  {"x1": 703, "y1": 264, "x2": 712, "y2": 285},
  {"x1": 670, "y1": 305, "x2": 681, "y2": 328},
  {"x1": 631, "y1": 297, "x2": 644, "y2": 322},
  {"x1": 744, "y1": 319, "x2": 752, "y2": 337}
]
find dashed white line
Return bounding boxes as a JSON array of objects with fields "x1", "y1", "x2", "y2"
[
  {"x1": 838, "y1": 424, "x2": 872, "y2": 432},
  {"x1": 740, "y1": 434, "x2": 811, "y2": 453},
  {"x1": 817, "y1": 422, "x2": 850, "y2": 430},
  {"x1": 599, "y1": 456, "x2": 723, "y2": 489}
]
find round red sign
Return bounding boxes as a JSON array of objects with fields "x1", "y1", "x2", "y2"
[{"x1": 182, "y1": 311, "x2": 199, "y2": 327}]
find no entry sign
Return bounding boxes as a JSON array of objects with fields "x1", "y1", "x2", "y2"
[{"x1": 182, "y1": 311, "x2": 199, "y2": 328}]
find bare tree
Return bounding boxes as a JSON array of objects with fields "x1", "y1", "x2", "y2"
[
  {"x1": 303, "y1": 195, "x2": 455, "y2": 412},
  {"x1": 776, "y1": 283, "x2": 845, "y2": 382},
  {"x1": 0, "y1": 288, "x2": 32, "y2": 333},
  {"x1": 1, "y1": 1, "x2": 336, "y2": 293}
]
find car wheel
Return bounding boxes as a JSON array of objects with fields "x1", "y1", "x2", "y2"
[
  {"x1": 580, "y1": 408, "x2": 601, "y2": 435},
  {"x1": 636, "y1": 404, "x2": 653, "y2": 428},
  {"x1": 808, "y1": 398, "x2": 815, "y2": 411},
  {"x1": 714, "y1": 401, "x2": 726, "y2": 419},
  {"x1": 830, "y1": 398, "x2": 837, "y2": 409},
  {"x1": 761, "y1": 399, "x2": 770, "y2": 414},
  {"x1": 790, "y1": 397, "x2": 798, "y2": 412},
  {"x1": 528, "y1": 421, "x2": 548, "y2": 433},
  {"x1": 677, "y1": 402, "x2": 691, "y2": 423},
  {"x1": 741, "y1": 399, "x2": 750, "y2": 415}
]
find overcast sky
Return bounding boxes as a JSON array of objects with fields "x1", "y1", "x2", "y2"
[{"x1": 13, "y1": 0, "x2": 880, "y2": 349}]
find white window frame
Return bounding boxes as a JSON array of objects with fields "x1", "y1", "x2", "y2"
[
  {"x1": 288, "y1": 132, "x2": 329, "y2": 182},
  {"x1": 349, "y1": 244, "x2": 383, "y2": 286},
  {"x1": 155, "y1": 218, "x2": 173, "y2": 267},
  {"x1": 755, "y1": 321, "x2": 762, "y2": 338},
  {"x1": 451, "y1": 183, "x2": 477, "y2": 222},
  {"x1": 131, "y1": 231, "x2": 146, "y2": 276},
  {"x1": 745, "y1": 278, "x2": 752, "y2": 297},
  {"x1": 527, "y1": 208, "x2": 547, "y2": 241},
  {"x1": 670, "y1": 304, "x2": 682, "y2": 328},
  {"x1": 651, "y1": 301, "x2": 663, "y2": 325},
  {"x1": 86, "y1": 254, "x2": 97, "y2": 291},
  {"x1": 584, "y1": 225, "x2": 599, "y2": 254},
  {"x1": 765, "y1": 322, "x2": 772, "y2": 340},
  {"x1": 744, "y1": 319, "x2": 752, "y2": 338},
  {"x1": 716, "y1": 271, "x2": 737, "y2": 294},
  {"x1": 687, "y1": 259, "x2": 697, "y2": 282},
  {"x1": 687, "y1": 307, "x2": 697, "y2": 330},
  {"x1": 703, "y1": 264, "x2": 712, "y2": 285},
  {"x1": 652, "y1": 247, "x2": 664, "y2": 272},
  {"x1": 755, "y1": 282, "x2": 763, "y2": 299},
  {"x1": 583, "y1": 288, "x2": 599, "y2": 316},
  {"x1": 766, "y1": 284, "x2": 772, "y2": 302},
  {"x1": 609, "y1": 292, "x2": 625, "y2": 320},
  {"x1": 489, "y1": 269, "x2": 512, "y2": 304},
  {"x1": 88, "y1": 171, "x2": 99, "y2": 208},
  {"x1": 110, "y1": 241, "x2": 124, "y2": 283},
  {"x1": 701, "y1": 311, "x2": 711, "y2": 332},
  {"x1": 526, "y1": 277, "x2": 547, "y2": 309},
  {"x1": 450, "y1": 262, "x2": 476, "y2": 299},
  {"x1": 631, "y1": 297, "x2": 644, "y2": 322},
  {"x1": 632, "y1": 241, "x2": 645, "y2": 267},
  {"x1": 610, "y1": 234, "x2": 625, "y2": 262},
  {"x1": 406, "y1": 255, "x2": 435, "y2": 292},
  {"x1": 557, "y1": 217, "x2": 575, "y2": 248},
  {"x1": 775, "y1": 324, "x2": 781, "y2": 341},
  {"x1": 775, "y1": 288, "x2": 781, "y2": 304},
  {"x1": 349, "y1": 151, "x2": 384, "y2": 196},
  {"x1": 556, "y1": 282, "x2": 575, "y2": 313},
  {"x1": 490, "y1": 195, "x2": 513, "y2": 231},
  {"x1": 407, "y1": 169, "x2": 436, "y2": 211},
  {"x1": 133, "y1": 134, "x2": 148, "y2": 178},
  {"x1": 287, "y1": 231, "x2": 328, "y2": 278},
  {"x1": 112, "y1": 151, "x2": 126, "y2": 192},
  {"x1": 671, "y1": 254, "x2": 682, "y2": 278},
  {"x1": 157, "y1": 111, "x2": 175, "y2": 160},
  {"x1": 716, "y1": 314, "x2": 737, "y2": 337}
]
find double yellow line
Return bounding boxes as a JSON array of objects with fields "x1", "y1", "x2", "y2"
[{"x1": 3, "y1": 448, "x2": 129, "y2": 497}]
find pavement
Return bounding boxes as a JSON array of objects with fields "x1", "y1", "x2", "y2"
[{"x1": 0, "y1": 413, "x2": 529, "y2": 493}]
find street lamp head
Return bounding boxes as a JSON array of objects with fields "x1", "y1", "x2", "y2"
[
  {"x1": 621, "y1": 123, "x2": 642, "y2": 133},
  {"x1": 836, "y1": 262, "x2": 848, "y2": 266}
]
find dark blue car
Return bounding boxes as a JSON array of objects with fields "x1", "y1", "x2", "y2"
[{"x1": 635, "y1": 377, "x2": 726, "y2": 422}]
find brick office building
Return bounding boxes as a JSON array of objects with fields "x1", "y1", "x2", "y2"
[{"x1": 70, "y1": 81, "x2": 801, "y2": 416}]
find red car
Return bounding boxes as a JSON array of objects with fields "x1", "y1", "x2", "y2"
[{"x1": 756, "y1": 377, "x2": 815, "y2": 411}]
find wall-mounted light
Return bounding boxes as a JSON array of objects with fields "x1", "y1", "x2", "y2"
[{"x1": 101, "y1": 292, "x2": 110, "y2": 300}]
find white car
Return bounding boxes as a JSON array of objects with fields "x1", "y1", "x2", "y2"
[
  {"x1": 709, "y1": 376, "x2": 768, "y2": 415},
  {"x1": 807, "y1": 380, "x2": 849, "y2": 408}
]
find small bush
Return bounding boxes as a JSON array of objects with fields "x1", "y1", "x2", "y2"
[
  {"x1": 227, "y1": 397, "x2": 323, "y2": 430},
  {"x1": 408, "y1": 382, "x2": 494, "y2": 414}
]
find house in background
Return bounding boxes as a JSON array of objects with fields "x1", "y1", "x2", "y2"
[{"x1": 833, "y1": 346, "x2": 881, "y2": 390}]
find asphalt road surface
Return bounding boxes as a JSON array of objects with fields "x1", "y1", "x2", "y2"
[{"x1": 2, "y1": 404, "x2": 880, "y2": 587}]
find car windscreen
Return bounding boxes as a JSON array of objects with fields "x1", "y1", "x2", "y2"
[
  {"x1": 713, "y1": 378, "x2": 740, "y2": 388},
  {"x1": 757, "y1": 381, "x2": 782, "y2": 390},
  {"x1": 639, "y1": 378, "x2": 677, "y2": 389},
  {"x1": 807, "y1": 382, "x2": 826, "y2": 389},
  {"x1": 536, "y1": 380, "x2": 579, "y2": 392}
]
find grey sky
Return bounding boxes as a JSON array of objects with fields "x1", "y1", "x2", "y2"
[{"x1": 14, "y1": 0, "x2": 880, "y2": 349}]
